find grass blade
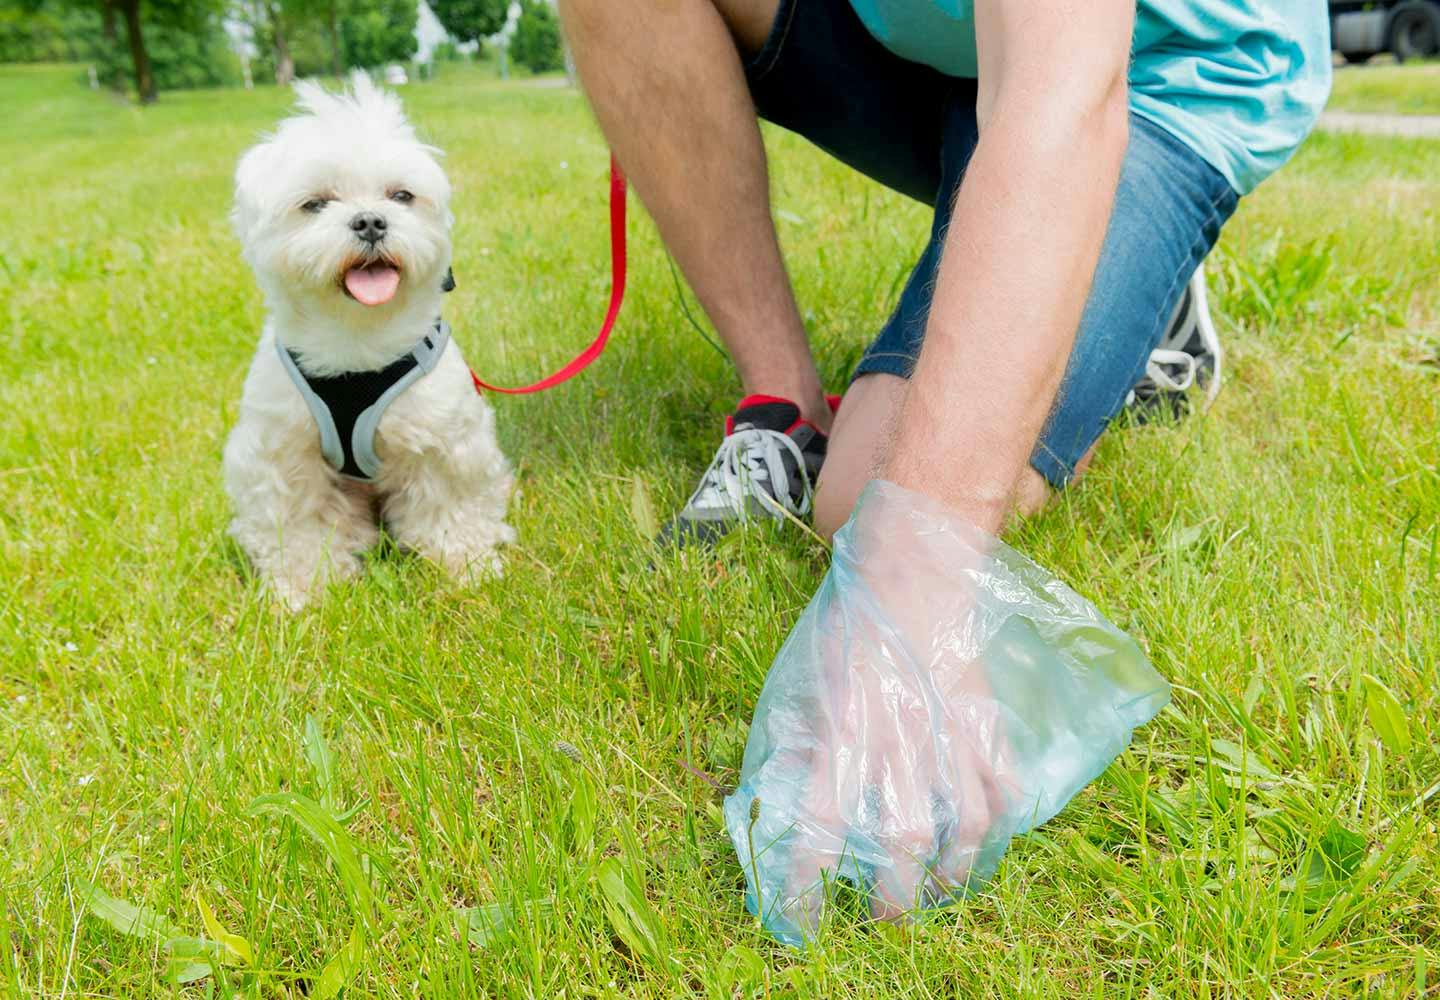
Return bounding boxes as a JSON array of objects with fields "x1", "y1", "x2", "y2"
[
  {"x1": 162, "y1": 937, "x2": 218, "y2": 985},
  {"x1": 1361, "y1": 674, "x2": 1412, "y2": 754},
  {"x1": 595, "y1": 857, "x2": 668, "y2": 969},
  {"x1": 74, "y1": 878, "x2": 173, "y2": 942},
  {"x1": 717, "y1": 943, "x2": 766, "y2": 993},
  {"x1": 455, "y1": 899, "x2": 554, "y2": 949},
  {"x1": 168, "y1": 961, "x2": 214, "y2": 986},
  {"x1": 303, "y1": 714, "x2": 338, "y2": 813},
  {"x1": 248, "y1": 792, "x2": 377, "y2": 918},
  {"x1": 312, "y1": 922, "x2": 365, "y2": 1000},
  {"x1": 629, "y1": 478, "x2": 658, "y2": 539},
  {"x1": 196, "y1": 892, "x2": 253, "y2": 966}
]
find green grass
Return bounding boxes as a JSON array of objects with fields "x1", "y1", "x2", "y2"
[
  {"x1": 1329, "y1": 60, "x2": 1440, "y2": 115},
  {"x1": 2, "y1": 62, "x2": 1438, "y2": 997}
]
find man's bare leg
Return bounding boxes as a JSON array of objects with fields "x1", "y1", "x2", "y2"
[{"x1": 559, "y1": 0, "x2": 832, "y2": 431}]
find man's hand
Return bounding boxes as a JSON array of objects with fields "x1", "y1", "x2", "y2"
[
  {"x1": 882, "y1": 0, "x2": 1135, "y2": 530},
  {"x1": 725, "y1": 481, "x2": 1170, "y2": 945}
]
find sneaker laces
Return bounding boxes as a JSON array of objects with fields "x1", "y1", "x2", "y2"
[
  {"x1": 1142, "y1": 348, "x2": 1198, "y2": 393},
  {"x1": 685, "y1": 427, "x2": 812, "y2": 518},
  {"x1": 1125, "y1": 264, "x2": 1223, "y2": 410}
]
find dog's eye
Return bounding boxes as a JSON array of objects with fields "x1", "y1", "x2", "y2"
[
  {"x1": 300, "y1": 198, "x2": 329, "y2": 213},
  {"x1": 389, "y1": 189, "x2": 415, "y2": 204}
]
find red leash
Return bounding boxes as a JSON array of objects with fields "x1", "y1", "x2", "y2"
[{"x1": 470, "y1": 156, "x2": 627, "y2": 395}]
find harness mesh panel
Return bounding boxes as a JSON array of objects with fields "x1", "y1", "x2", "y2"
[{"x1": 287, "y1": 350, "x2": 419, "y2": 479}]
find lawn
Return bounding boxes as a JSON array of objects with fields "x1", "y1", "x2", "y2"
[
  {"x1": 2, "y1": 62, "x2": 1438, "y2": 997},
  {"x1": 1329, "y1": 59, "x2": 1440, "y2": 115}
]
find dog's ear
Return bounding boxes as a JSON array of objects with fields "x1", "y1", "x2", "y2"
[
  {"x1": 231, "y1": 142, "x2": 274, "y2": 255},
  {"x1": 441, "y1": 267, "x2": 455, "y2": 293}
]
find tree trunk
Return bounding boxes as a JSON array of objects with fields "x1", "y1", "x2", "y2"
[
  {"x1": 272, "y1": 3, "x2": 295, "y2": 86},
  {"x1": 117, "y1": 0, "x2": 156, "y2": 104},
  {"x1": 100, "y1": 0, "x2": 117, "y2": 46},
  {"x1": 99, "y1": 0, "x2": 126, "y2": 92}
]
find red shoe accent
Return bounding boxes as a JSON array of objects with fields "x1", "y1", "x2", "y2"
[
  {"x1": 724, "y1": 392, "x2": 841, "y2": 436},
  {"x1": 735, "y1": 393, "x2": 797, "y2": 410}
]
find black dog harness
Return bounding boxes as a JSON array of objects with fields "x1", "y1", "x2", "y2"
[{"x1": 277, "y1": 320, "x2": 450, "y2": 481}]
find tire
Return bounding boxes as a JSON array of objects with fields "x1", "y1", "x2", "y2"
[
  {"x1": 1340, "y1": 50, "x2": 1377, "y2": 63},
  {"x1": 1388, "y1": 2, "x2": 1440, "y2": 62}
]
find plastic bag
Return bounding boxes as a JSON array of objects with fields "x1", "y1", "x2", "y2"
[{"x1": 724, "y1": 480, "x2": 1169, "y2": 945}]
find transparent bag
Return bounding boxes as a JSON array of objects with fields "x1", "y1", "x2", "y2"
[{"x1": 724, "y1": 480, "x2": 1170, "y2": 945}]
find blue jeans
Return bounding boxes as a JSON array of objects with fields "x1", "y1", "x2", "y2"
[{"x1": 745, "y1": 0, "x2": 1239, "y2": 487}]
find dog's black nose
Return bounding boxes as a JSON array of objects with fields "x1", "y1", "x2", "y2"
[{"x1": 349, "y1": 211, "x2": 387, "y2": 244}]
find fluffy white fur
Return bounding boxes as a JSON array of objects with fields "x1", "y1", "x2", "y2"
[{"x1": 225, "y1": 73, "x2": 514, "y2": 609}]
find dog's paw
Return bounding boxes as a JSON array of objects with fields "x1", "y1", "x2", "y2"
[
  {"x1": 440, "y1": 546, "x2": 505, "y2": 584},
  {"x1": 266, "y1": 576, "x2": 315, "y2": 613},
  {"x1": 434, "y1": 531, "x2": 513, "y2": 584},
  {"x1": 261, "y1": 552, "x2": 365, "y2": 612},
  {"x1": 408, "y1": 518, "x2": 515, "y2": 585}
]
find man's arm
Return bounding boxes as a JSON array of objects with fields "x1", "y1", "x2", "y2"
[{"x1": 880, "y1": 0, "x2": 1134, "y2": 532}]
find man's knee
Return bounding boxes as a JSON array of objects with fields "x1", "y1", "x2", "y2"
[
  {"x1": 812, "y1": 477, "x2": 857, "y2": 543},
  {"x1": 712, "y1": 0, "x2": 780, "y2": 53}
]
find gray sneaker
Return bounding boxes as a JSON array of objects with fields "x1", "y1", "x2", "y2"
[
  {"x1": 1128, "y1": 263, "x2": 1224, "y2": 421},
  {"x1": 658, "y1": 395, "x2": 831, "y2": 548}
]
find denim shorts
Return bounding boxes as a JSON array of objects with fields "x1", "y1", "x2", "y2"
[{"x1": 744, "y1": 0, "x2": 1240, "y2": 487}]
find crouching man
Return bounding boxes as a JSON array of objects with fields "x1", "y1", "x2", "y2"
[
  {"x1": 558, "y1": 0, "x2": 1330, "y2": 935},
  {"x1": 559, "y1": 0, "x2": 1329, "y2": 542}
]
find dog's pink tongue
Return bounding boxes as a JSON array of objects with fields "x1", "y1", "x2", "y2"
[{"x1": 344, "y1": 264, "x2": 400, "y2": 306}]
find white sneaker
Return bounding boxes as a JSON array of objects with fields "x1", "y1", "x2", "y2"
[
  {"x1": 1127, "y1": 262, "x2": 1223, "y2": 420},
  {"x1": 657, "y1": 395, "x2": 831, "y2": 548}
]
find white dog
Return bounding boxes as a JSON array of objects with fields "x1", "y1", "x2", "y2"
[{"x1": 225, "y1": 74, "x2": 514, "y2": 609}]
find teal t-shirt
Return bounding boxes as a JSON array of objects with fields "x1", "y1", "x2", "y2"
[{"x1": 846, "y1": 0, "x2": 1332, "y2": 195}]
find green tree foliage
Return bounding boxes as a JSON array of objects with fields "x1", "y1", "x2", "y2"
[
  {"x1": 431, "y1": 38, "x2": 464, "y2": 62},
  {"x1": 7, "y1": 0, "x2": 229, "y2": 101},
  {"x1": 4, "y1": 0, "x2": 419, "y2": 98},
  {"x1": 233, "y1": 0, "x2": 326, "y2": 83},
  {"x1": 427, "y1": 0, "x2": 503, "y2": 47},
  {"x1": 297, "y1": 0, "x2": 344, "y2": 77},
  {"x1": 236, "y1": 0, "x2": 417, "y2": 83},
  {"x1": 0, "y1": 0, "x2": 102, "y2": 62},
  {"x1": 340, "y1": 0, "x2": 416, "y2": 67},
  {"x1": 510, "y1": 0, "x2": 559, "y2": 74},
  {"x1": 117, "y1": 0, "x2": 232, "y2": 95},
  {"x1": 95, "y1": 4, "x2": 237, "y2": 90}
]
